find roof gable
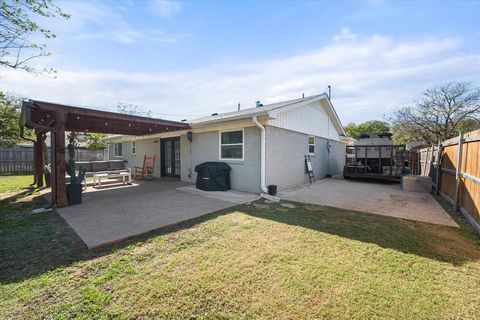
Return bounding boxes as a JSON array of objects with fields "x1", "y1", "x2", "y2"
[{"x1": 190, "y1": 94, "x2": 346, "y2": 137}]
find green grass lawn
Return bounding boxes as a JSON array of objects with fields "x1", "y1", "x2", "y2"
[
  {"x1": 0, "y1": 175, "x2": 35, "y2": 193},
  {"x1": 0, "y1": 176, "x2": 480, "y2": 319}
]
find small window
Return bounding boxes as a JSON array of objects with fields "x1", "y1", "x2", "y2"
[
  {"x1": 308, "y1": 136, "x2": 315, "y2": 154},
  {"x1": 132, "y1": 141, "x2": 136, "y2": 155},
  {"x1": 220, "y1": 130, "x2": 244, "y2": 160},
  {"x1": 114, "y1": 143, "x2": 123, "y2": 157}
]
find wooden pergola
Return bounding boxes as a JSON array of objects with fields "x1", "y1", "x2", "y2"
[{"x1": 20, "y1": 100, "x2": 190, "y2": 207}]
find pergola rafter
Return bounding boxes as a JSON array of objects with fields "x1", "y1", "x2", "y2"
[{"x1": 20, "y1": 100, "x2": 190, "y2": 207}]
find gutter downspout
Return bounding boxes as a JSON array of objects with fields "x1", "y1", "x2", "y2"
[
  {"x1": 252, "y1": 116, "x2": 268, "y2": 193},
  {"x1": 252, "y1": 116, "x2": 280, "y2": 202}
]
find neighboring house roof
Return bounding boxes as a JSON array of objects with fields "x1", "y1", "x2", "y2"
[{"x1": 190, "y1": 94, "x2": 346, "y2": 136}]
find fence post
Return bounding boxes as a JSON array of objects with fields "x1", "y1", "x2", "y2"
[
  {"x1": 435, "y1": 141, "x2": 441, "y2": 194},
  {"x1": 429, "y1": 144, "x2": 435, "y2": 177},
  {"x1": 454, "y1": 132, "x2": 464, "y2": 210}
]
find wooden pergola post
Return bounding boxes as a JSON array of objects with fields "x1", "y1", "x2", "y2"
[
  {"x1": 54, "y1": 112, "x2": 68, "y2": 207},
  {"x1": 21, "y1": 99, "x2": 190, "y2": 207},
  {"x1": 34, "y1": 130, "x2": 44, "y2": 188}
]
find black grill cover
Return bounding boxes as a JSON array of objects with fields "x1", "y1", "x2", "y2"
[{"x1": 195, "y1": 162, "x2": 231, "y2": 191}]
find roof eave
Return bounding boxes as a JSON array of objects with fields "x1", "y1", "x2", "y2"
[{"x1": 190, "y1": 110, "x2": 270, "y2": 126}]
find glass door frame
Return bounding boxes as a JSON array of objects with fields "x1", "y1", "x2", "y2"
[{"x1": 160, "y1": 137, "x2": 181, "y2": 178}]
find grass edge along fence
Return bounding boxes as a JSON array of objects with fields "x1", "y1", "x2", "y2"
[{"x1": 435, "y1": 129, "x2": 480, "y2": 234}]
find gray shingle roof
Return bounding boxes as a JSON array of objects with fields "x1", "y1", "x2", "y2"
[{"x1": 190, "y1": 94, "x2": 324, "y2": 124}]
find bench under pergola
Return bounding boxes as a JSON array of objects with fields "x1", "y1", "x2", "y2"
[{"x1": 20, "y1": 100, "x2": 190, "y2": 207}]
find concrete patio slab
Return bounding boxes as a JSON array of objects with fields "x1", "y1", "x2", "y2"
[
  {"x1": 278, "y1": 177, "x2": 458, "y2": 227},
  {"x1": 56, "y1": 179, "x2": 242, "y2": 249},
  {"x1": 177, "y1": 185, "x2": 260, "y2": 204}
]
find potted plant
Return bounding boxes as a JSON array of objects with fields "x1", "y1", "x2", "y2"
[
  {"x1": 44, "y1": 163, "x2": 51, "y2": 187},
  {"x1": 65, "y1": 132, "x2": 86, "y2": 205}
]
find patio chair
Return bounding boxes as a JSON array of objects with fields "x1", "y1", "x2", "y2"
[{"x1": 134, "y1": 155, "x2": 156, "y2": 180}]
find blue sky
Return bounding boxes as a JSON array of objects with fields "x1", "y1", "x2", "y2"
[{"x1": 1, "y1": 0, "x2": 479, "y2": 123}]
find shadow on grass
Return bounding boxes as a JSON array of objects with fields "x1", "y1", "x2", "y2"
[
  {"x1": 240, "y1": 199, "x2": 480, "y2": 265},
  {"x1": 0, "y1": 189, "x2": 224, "y2": 285},
  {"x1": 1, "y1": 189, "x2": 479, "y2": 285}
]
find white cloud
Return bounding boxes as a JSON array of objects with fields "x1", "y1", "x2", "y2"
[
  {"x1": 56, "y1": 1, "x2": 186, "y2": 45},
  {"x1": 148, "y1": 0, "x2": 182, "y2": 17},
  {"x1": 1, "y1": 33, "x2": 479, "y2": 124},
  {"x1": 333, "y1": 27, "x2": 358, "y2": 42}
]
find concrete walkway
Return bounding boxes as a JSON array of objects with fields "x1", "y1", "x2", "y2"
[
  {"x1": 57, "y1": 179, "x2": 255, "y2": 249},
  {"x1": 279, "y1": 178, "x2": 458, "y2": 227}
]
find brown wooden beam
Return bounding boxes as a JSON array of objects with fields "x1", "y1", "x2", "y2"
[
  {"x1": 23, "y1": 100, "x2": 190, "y2": 136},
  {"x1": 50, "y1": 129, "x2": 56, "y2": 206},
  {"x1": 34, "y1": 130, "x2": 44, "y2": 188},
  {"x1": 65, "y1": 114, "x2": 187, "y2": 135},
  {"x1": 33, "y1": 101, "x2": 190, "y2": 128},
  {"x1": 54, "y1": 112, "x2": 68, "y2": 207}
]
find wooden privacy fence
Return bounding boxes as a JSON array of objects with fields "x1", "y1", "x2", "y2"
[
  {"x1": 410, "y1": 145, "x2": 438, "y2": 176},
  {"x1": 0, "y1": 147, "x2": 106, "y2": 175},
  {"x1": 435, "y1": 129, "x2": 480, "y2": 233},
  {"x1": 0, "y1": 147, "x2": 34, "y2": 175}
]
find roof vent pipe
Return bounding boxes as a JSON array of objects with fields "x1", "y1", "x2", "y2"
[{"x1": 327, "y1": 85, "x2": 331, "y2": 100}]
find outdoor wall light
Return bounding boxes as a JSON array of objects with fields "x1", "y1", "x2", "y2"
[{"x1": 187, "y1": 131, "x2": 193, "y2": 142}]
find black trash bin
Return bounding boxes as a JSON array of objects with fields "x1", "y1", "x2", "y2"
[
  {"x1": 195, "y1": 162, "x2": 232, "y2": 191},
  {"x1": 267, "y1": 184, "x2": 277, "y2": 196}
]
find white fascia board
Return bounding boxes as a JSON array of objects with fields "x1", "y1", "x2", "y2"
[
  {"x1": 266, "y1": 93, "x2": 346, "y2": 137},
  {"x1": 267, "y1": 94, "x2": 327, "y2": 118},
  {"x1": 191, "y1": 117, "x2": 268, "y2": 133},
  {"x1": 323, "y1": 98, "x2": 346, "y2": 136},
  {"x1": 102, "y1": 130, "x2": 189, "y2": 143},
  {"x1": 102, "y1": 135, "x2": 126, "y2": 143},
  {"x1": 190, "y1": 110, "x2": 269, "y2": 126}
]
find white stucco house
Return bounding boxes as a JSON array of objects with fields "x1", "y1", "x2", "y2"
[{"x1": 104, "y1": 94, "x2": 351, "y2": 194}]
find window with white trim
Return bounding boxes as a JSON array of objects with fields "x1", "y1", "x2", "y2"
[
  {"x1": 114, "y1": 143, "x2": 123, "y2": 157},
  {"x1": 308, "y1": 136, "x2": 315, "y2": 154},
  {"x1": 220, "y1": 129, "x2": 244, "y2": 160},
  {"x1": 132, "y1": 141, "x2": 136, "y2": 155}
]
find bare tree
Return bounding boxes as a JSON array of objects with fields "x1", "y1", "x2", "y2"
[
  {"x1": 392, "y1": 81, "x2": 480, "y2": 144},
  {"x1": 117, "y1": 103, "x2": 152, "y2": 117},
  {"x1": 0, "y1": 0, "x2": 69, "y2": 73}
]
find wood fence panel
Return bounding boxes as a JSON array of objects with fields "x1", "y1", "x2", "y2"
[
  {"x1": 410, "y1": 146, "x2": 437, "y2": 176},
  {"x1": 435, "y1": 129, "x2": 480, "y2": 231},
  {"x1": 459, "y1": 129, "x2": 480, "y2": 223},
  {"x1": 0, "y1": 147, "x2": 35, "y2": 175},
  {"x1": 440, "y1": 171, "x2": 457, "y2": 201},
  {"x1": 0, "y1": 147, "x2": 105, "y2": 175},
  {"x1": 410, "y1": 150, "x2": 420, "y2": 174},
  {"x1": 440, "y1": 144, "x2": 458, "y2": 201},
  {"x1": 461, "y1": 179, "x2": 480, "y2": 223}
]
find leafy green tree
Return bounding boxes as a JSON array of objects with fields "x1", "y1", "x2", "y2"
[
  {"x1": 0, "y1": 92, "x2": 33, "y2": 147},
  {"x1": 344, "y1": 120, "x2": 390, "y2": 140},
  {"x1": 85, "y1": 133, "x2": 107, "y2": 150},
  {"x1": 392, "y1": 81, "x2": 480, "y2": 144},
  {"x1": 1, "y1": 0, "x2": 69, "y2": 73}
]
